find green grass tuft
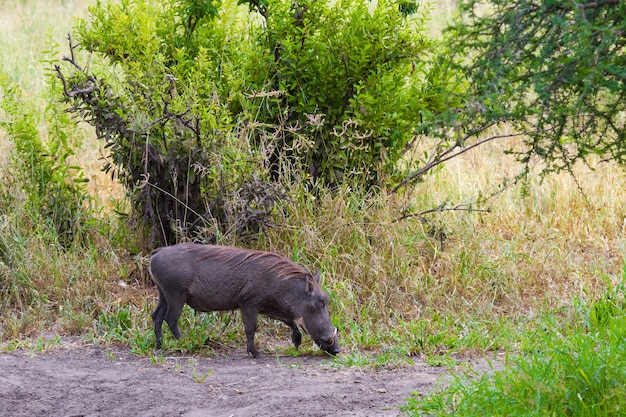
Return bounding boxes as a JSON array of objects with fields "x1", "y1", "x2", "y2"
[{"x1": 403, "y1": 275, "x2": 626, "y2": 416}]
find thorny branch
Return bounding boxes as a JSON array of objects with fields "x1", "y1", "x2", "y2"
[
  {"x1": 391, "y1": 123, "x2": 528, "y2": 194},
  {"x1": 393, "y1": 205, "x2": 492, "y2": 223},
  {"x1": 392, "y1": 166, "x2": 529, "y2": 225}
]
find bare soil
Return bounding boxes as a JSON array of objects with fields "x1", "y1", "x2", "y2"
[{"x1": 0, "y1": 341, "x2": 497, "y2": 417}]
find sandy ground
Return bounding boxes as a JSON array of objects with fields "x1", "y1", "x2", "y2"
[{"x1": 0, "y1": 341, "x2": 497, "y2": 417}]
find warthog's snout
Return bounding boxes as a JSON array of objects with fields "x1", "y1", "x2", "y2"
[{"x1": 319, "y1": 328, "x2": 341, "y2": 355}]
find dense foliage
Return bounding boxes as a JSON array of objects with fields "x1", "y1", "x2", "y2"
[
  {"x1": 438, "y1": 0, "x2": 626, "y2": 177},
  {"x1": 54, "y1": 0, "x2": 445, "y2": 247},
  {"x1": 241, "y1": 0, "x2": 431, "y2": 186}
]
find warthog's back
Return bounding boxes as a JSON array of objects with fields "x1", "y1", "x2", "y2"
[{"x1": 149, "y1": 243, "x2": 309, "y2": 312}]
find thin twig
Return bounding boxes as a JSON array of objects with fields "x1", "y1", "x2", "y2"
[
  {"x1": 391, "y1": 131, "x2": 527, "y2": 194},
  {"x1": 393, "y1": 205, "x2": 491, "y2": 223},
  {"x1": 393, "y1": 166, "x2": 530, "y2": 223}
]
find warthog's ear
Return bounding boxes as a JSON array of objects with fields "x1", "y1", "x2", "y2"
[{"x1": 305, "y1": 270, "x2": 321, "y2": 295}]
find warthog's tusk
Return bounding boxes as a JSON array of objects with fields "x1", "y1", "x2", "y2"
[{"x1": 330, "y1": 327, "x2": 337, "y2": 343}]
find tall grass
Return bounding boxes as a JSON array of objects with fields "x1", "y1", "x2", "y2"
[
  {"x1": 260, "y1": 157, "x2": 626, "y2": 359},
  {"x1": 0, "y1": 0, "x2": 128, "y2": 345},
  {"x1": 1, "y1": 0, "x2": 625, "y2": 378}
]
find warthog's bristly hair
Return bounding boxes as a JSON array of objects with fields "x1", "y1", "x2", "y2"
[{"x1": 189, "y1": 244, "x2": 310, "y2": 281}]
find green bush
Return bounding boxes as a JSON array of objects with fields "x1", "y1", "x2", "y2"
[
  {"x1": 0, "y1": 68, "x2": 91, "y2": 248},
  {"x1": 240, "y1": 0, "x2": 433, "y2": 186},
  {"x1": 54, "y1": 0, "x2": 450, "y2": 247},
  {"x1": 56, "y1": 0, "x2": 284, "y2": 247}
]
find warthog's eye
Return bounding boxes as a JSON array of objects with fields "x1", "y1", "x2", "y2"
[{"x1": 317, "y1": 296, "x2": 327, "y2": 307}]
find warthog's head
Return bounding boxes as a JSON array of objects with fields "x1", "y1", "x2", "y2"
[{"x1": 295, "y1": 271, "x2": 341, "y2": 355}]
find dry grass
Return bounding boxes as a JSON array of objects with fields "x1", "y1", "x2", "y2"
[
  {"x1": 0, "y1": 0, "x2": 92, "y2": 96},
  {"x1": 255, "y1": 131, "x2": 626, "y2": 354},
  {"x1": 422, "y1": 137, "x2": 626, "y2": 311}
]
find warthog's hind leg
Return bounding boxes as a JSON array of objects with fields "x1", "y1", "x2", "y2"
[
  {"x1": 161, "y1": 290, "x2": 185, "y2": 342},
  {"x1": 152, "y1": 288, "x2": 168, "y2": 349}
]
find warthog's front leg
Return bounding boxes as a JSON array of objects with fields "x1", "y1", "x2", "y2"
[{"x1": 288, "y1": 321, "x2": 302, "y2": 349}]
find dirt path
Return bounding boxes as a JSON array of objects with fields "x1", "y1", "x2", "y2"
[{"x1": 0, "y1": 342, "x2": 495, "y2": 417}]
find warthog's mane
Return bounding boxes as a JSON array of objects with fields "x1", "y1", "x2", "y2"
[{"x1": 189, "y1": 244, "x2": 310, "y2": 281}]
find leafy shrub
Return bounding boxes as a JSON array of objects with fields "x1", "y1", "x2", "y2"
[
  {"x1": 0, "y1": 69, "x2": 91, "y2": 248},
  {"x1": 54, "y1": 0, "x2": 450, "y2": 247},
  {"x1": 55, "y1": 0, "x2": 284, "y2": 247},
  {"x1": 239, "y1": 0, "x2": 433, "y2": 186}
]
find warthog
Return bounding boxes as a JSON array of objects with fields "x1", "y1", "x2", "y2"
[{"x1": 148, "y1": 243, "x2": 340, "y2": 357}]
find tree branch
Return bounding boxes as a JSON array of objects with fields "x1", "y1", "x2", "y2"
[
  {"x1": 575, "y1": 0, "x2": 619, "y2": 10},
  {"x1": 393, "y1": 205, "x2": 492, "y2": 223},
  {"x1": 391, "y1": 130, "x2": 527, "y2": 194}
]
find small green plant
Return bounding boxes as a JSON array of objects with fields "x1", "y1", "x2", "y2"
[
  {"x1": 424, "y1": 354, "x2": 456, "y2": 368},
  {"x1": 330, "y1": 350, "x2": 374, "y2": 368},
  {"x1": 105, "y1": 350, "x2": 117, "y2": 361},
  {"x1": 191, "y1": 366, "x2": 213, "y2": 383},
  {"x1": 34, "y1": 335, "x2": 61, "y2": 353},
  {"x1": 327, "y1": 347, "x2": 413, "y2": 369},
  {"x1": 95, "y1": 306, "x2": 135, "y2": 342},
  {"x1": 130, "y1": 330, "x2": 154, "y2": 356},
  {"x1": 150, "y1": 353, "x2": 166, "y2": 366}
]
